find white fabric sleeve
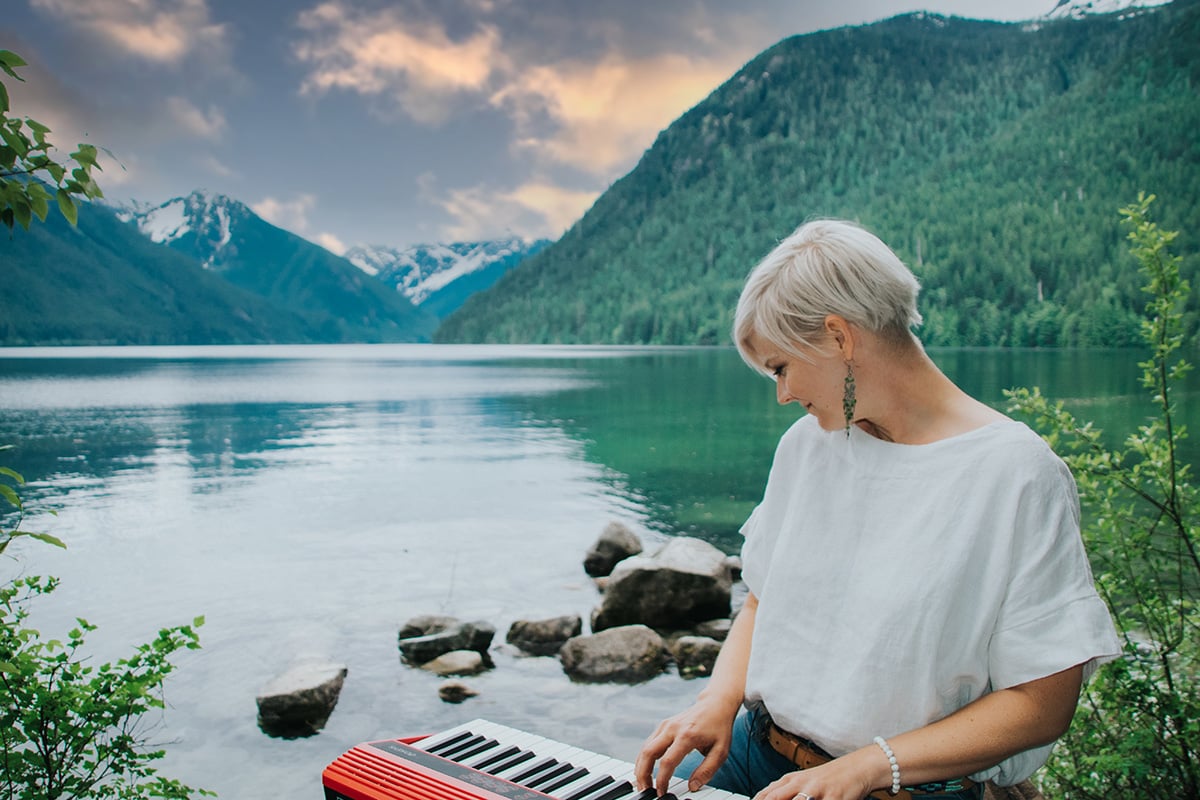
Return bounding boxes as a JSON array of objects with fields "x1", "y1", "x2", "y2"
[
  {"x1": 988, "y1": 458, "x2": 1120, "y2": 689},
  {"x1": 980, "y1": 454, "x2": 1121, "y2": 786}
]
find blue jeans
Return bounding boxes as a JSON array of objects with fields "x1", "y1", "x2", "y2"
[{"x1": 675, "y1": 707, "x2": 983, "y2": 800}]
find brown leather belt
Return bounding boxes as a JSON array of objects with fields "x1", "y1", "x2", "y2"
[{"x1": 766, "y1": 722, "x2": 976, "y2": 800}]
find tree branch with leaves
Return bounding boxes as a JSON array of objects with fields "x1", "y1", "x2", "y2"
[
  {"x1": 0, "y1": 49, "x2": 104, "y2": 232},
  {"x1": 1007, "y1": 193, "x2": 1198, "y2": 799}
]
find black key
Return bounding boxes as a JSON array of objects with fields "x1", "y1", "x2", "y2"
[
  {"x1": 509, "y1": 757, "x2": 560, "y2": 783},
  {"x1": 541, "y1": 766, "x2": 590, "y2": 794},
  {"x1": 454, "y1": 737, "x2": 499, "y2": 762},
  {"x1": 581, "y1": 781, "x2": 635, "y2": 800},
  {"x1": 524, "y1": 761, "x2": 574, "y2": 789},
  {"x1": 484, "y1": 750, "x2": 535, "y2": 775},
  {"x1": 439, "y1": 734, "x2": 486, "y2": 759},
  {"x1": 469, "y1": 744, "x2": 521, "y2": 770},
  {"x1": 559, "y1": 774, "x2": 615, "y2": 800},
  {"x1": 424, "y1": 730, "x2": 473, "y2": 755}
]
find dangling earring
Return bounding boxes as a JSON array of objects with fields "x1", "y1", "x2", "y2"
[{"x1": 843, "y1": 363, "x2": 856, "y2": 437}]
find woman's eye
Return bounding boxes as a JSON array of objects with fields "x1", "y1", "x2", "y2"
[{"x1": 771, "y1": 365, "x2": 785, "y2": 379}]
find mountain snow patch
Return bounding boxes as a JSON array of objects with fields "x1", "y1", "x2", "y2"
[{"x1": 1046, "y1": 0, "x2": 1172, "y2": 19}]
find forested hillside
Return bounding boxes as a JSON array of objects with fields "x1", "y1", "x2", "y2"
[{"x1": 436, "y1": 0, "x2": 1200, "y2": 346}]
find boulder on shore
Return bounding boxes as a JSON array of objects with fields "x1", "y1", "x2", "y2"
[
  {"x1": 398, "y1": 615, "x2": 495, "y2": 665},
  {"x1": 559, "y1": 624, "x2": 668, "y2": 683},
  {"x1": 422, "y1": 649, "x2": 487, "y2": 676},
  {"x1": 256, "y1": 662, "x2": 347, "y2": 738},
  {"x1": 583, "y1": 521, "x2": 643, "y2": 577},
  {"x1": 507, "y1": 614, "x2": 583, "y2": 656},
  {"x1": 438, "y1": 681, "x2": 479, "y2": 704},
  {"x1": 591, "y1": 537, "x2": 733, "y2": 632},
  {"x1": 670, "y1": 635, "x2": 723, "y2": 678}
]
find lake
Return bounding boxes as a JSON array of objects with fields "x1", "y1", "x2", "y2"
[{"x1": 0, "y1": 344, "x2": 1195, "y2": 799}]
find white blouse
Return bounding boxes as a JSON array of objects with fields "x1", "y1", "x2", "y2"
[{"x1": 740, "y1": 414, "x2": 1120, "y2": 785}]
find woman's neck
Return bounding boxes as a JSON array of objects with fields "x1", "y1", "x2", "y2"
[{"x1": 853, "y1": 344, "x2": 1005, "y2": 445}]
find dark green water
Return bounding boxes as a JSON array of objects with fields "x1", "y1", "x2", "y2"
[{"x1": 505, "y1": 346, "x2": 1198, "y2": 551}]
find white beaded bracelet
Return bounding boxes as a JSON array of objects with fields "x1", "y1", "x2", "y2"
[{"x1": 872, "y1": 735, "x2": 902, "y2": 796}]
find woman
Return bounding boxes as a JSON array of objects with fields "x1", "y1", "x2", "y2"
[{"x1": 633, "y1": 220, "x2": 1120, "y2": 800}]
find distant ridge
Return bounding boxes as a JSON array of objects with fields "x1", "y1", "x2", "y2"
[
  {"x1": 119, "y1": 191, "x2": 437, "y2": 343},
  {"x1": 346, "y1": 237, "x2": 549, "y2": 320}
]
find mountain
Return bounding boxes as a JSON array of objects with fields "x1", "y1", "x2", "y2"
[
  {"x1": 0, "y1": 197, "x2": 324, "y2": 345},
  {"x1": 1047, "y1": 0, "x2": 1170, "y2": 19},
  {"x1": 436, "y1": 0, "x2": 1200, "y2": 347},
  {"x1": 120, "y1": 191, "x2": 437, "y2": 342},
  {"x1": 345, "y1": 237, "x2": 549, "y2": 319}
]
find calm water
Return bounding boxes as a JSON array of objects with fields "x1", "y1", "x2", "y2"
[{"x1": 0, "y1": 344, "x2": 1195, "y2": 799}]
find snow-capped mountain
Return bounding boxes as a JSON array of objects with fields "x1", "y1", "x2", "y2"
[
  {"x1": 114, "y1": 190, "x2": 436, "y2": 341},
  {"x1": 346, "y1": 237, "x2": 548, "y2": 319},
  {"x1": 1045, "y1": 0, "x2": 1171, "y2": 19},
  {"x1": 115, "y1": 190, "x2": 253, "y2": 269}
]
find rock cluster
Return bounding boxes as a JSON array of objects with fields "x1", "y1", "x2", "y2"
[
  {"x1": 256, "y1": 521, "x2": 741, "y2": 734},
  {"x1": 398, "y1": 521, "x2": 739, "y2": 699}
]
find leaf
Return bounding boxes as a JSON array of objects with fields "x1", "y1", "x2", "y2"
[
  {"x1": 0, "y1": 483, "x2": 21, "y2": 509},
  {"x1": 0, "y1": 465, "x2": 25, "y2": 483},
  {"x1": 0, "y1": 50, "x2": 27, "y2": 81},
  {"x1": 56, "y1": 188, "x2": 77, "y2": 225},
  {"x1": 26, "y1": 531, "x2": 66, "y2": 549},
  {"x1": 0, "y1": 123, "x2": 28, "y2": 158},
  {"x1": 11, "y1": 195, "x2": 31, "y2": 230}
]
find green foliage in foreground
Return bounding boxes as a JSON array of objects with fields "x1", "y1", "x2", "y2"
[
  {"x1": 0, "y1": 578, "x2": 209, "y2": 800},
  {"x1": 0, "y1": 50, "x2": 103, "y2": 232},
  {"x1": 2, "y1": 448, "x2": 209, "y2": 798},
  {"x1": 1008, "y1": 194, "x2": 1198, "y2": 798}
]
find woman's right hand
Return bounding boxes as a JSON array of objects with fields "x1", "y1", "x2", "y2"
[
  {"x1": 633, "y1": 694, "x2": 740, "y2": 796},
  {"x1": 635, "y1": 591, "x2": 758, "y2": 796}
]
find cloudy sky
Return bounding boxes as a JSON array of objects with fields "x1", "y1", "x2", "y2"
[{"x1": 5, "y1": 0, "x2": 1075, "y2": 253}]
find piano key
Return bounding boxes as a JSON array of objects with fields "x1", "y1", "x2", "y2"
[
  {"x1": 464, "y1": 743, "x2": 521, "y2": 770},
  {"x1": 437, "y1": 733, "x2": 490, "y2": 760},
  {"x1": 481, "y1": 748, "x2": 536, "y2": 775},
  {"x1": 577, "y1": 781, "x2": 636, "y2": 800},
  {"x1": 541, "y1": 766, "x2": 590, "y2": 794},
  {"x1": 558, "y1": 773, "x2": 615, "y2": 800},
  {"x1": 523, "y1": 761, "x2": 576, "y2": 789},
  {"x1": 490, "y1": 742, "x2": 578, "y2": 780},
  {"x1": 420, "y1": 728, "x2": 474, "y2": 755},
  {"x1": 543, "y1": 752, "x2": 619, "y2": 796},
  {"x1": 453, "y1": 737, "x2": 500, "y2": 762}
]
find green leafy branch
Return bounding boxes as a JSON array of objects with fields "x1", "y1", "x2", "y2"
[
  {"x1": 0, "y1": 577, "x2": 209, "y2": 800},
  {"x1": 1007, "y1": 194, "x2": 1198, "y2": 798},
  {"x1": 0, "y1": 445, "x2": 64, "y2": 556},
  {"x1": 0, "y1": 50, "x2": 104, "y2": 231}
]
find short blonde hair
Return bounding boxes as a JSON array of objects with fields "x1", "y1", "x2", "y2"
[{"x1": 733, "y1": 219, "x2": 922, "y2": 373}]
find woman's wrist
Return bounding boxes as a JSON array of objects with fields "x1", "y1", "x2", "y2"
[{"x1": 843, "y1": 742, "x2": 898, "y2": 794}]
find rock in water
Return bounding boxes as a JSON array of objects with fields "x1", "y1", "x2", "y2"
[
  {"x1": 583, "y1": 521, "x2": 643, "y2": 577},
  {"x1": 591, "y1": 537, "x2": 732, "y2": 631},
  {"x1": 559, "y1": 624, "x2": 668, "y2": 683},
  {"x1": 256, "y1": 662, "x2": 347, "y2": 738},
  {"x1": 506, "y1": 614, "x2": 583, "y2": 656}
]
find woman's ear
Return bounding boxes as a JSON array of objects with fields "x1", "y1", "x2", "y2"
[{"x1": 823, "y1": 315, "x2": 855, "y2": 361}]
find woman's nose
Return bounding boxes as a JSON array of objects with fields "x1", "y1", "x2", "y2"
[{"x1": 775, "y1": 379, "x2": 793, "y2": 405}]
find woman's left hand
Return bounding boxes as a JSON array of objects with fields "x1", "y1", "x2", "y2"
[{"x1": 751, "y1": 754, "x2": 878, "y2": 800}]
